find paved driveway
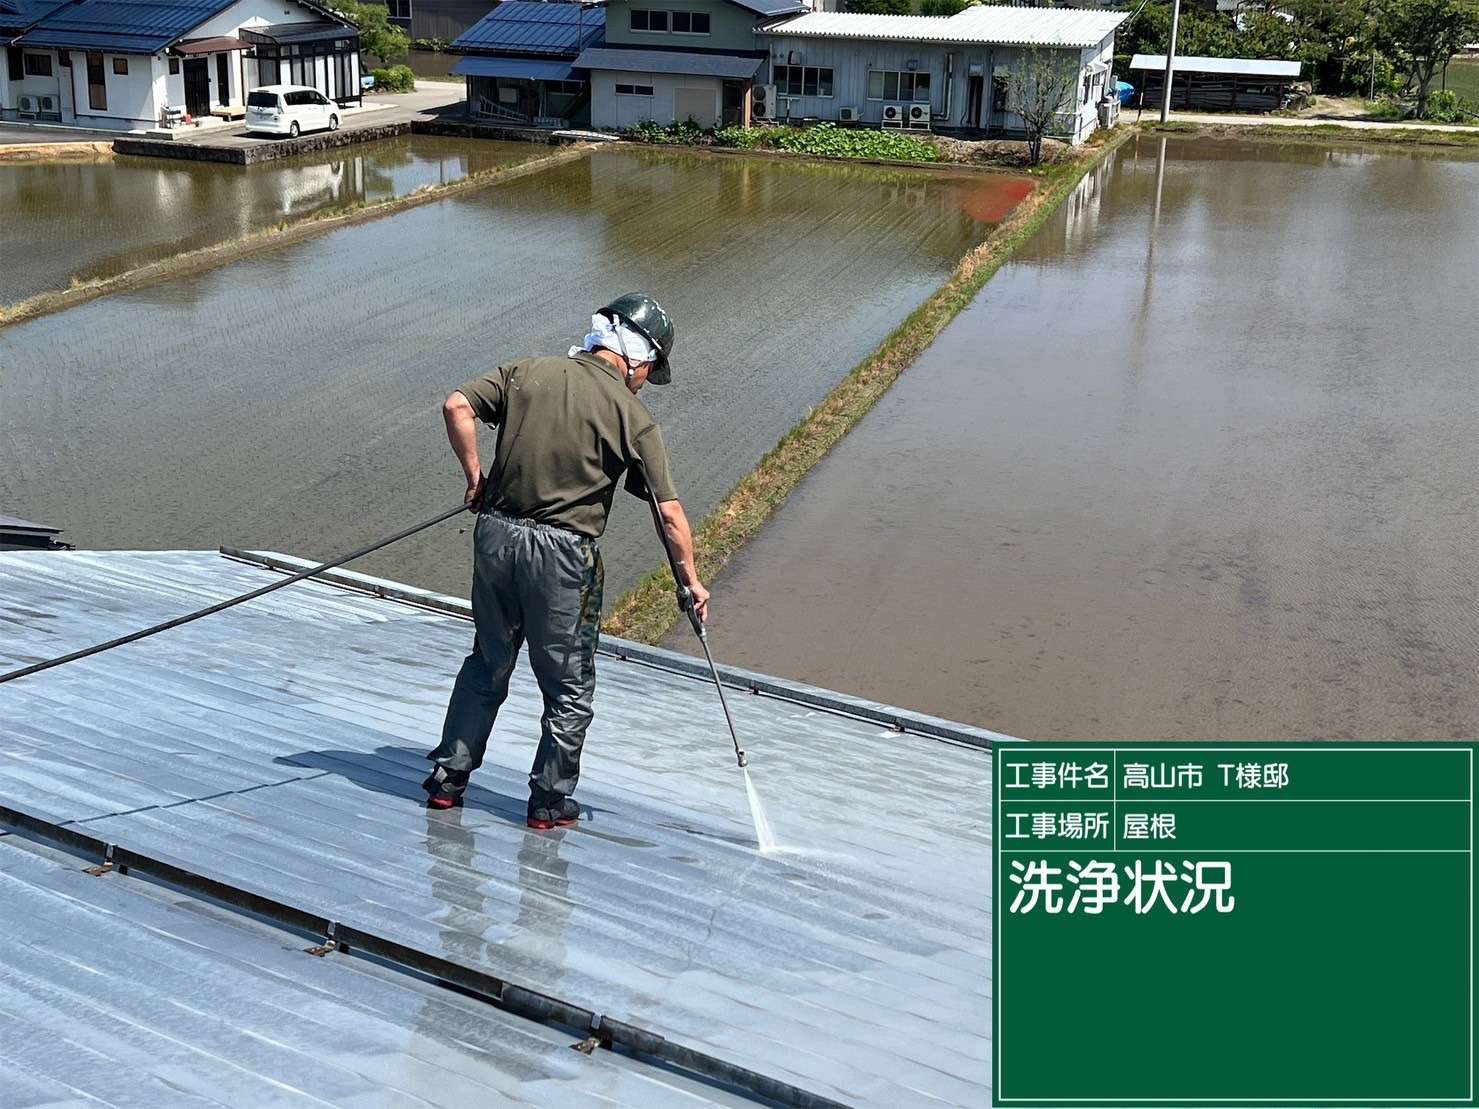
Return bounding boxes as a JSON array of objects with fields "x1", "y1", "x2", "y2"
[{"x1": 175, "y1": 85, "x2": 464, "y2": 150}]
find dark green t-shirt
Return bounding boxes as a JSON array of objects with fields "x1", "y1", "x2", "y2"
[{"x1": 456, "y1": 351, "x2": 678, "y2": 539}]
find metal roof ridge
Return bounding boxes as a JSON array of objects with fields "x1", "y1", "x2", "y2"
[{"x1": 219, "y1": 547, "x2": 1021, "y2": 748}]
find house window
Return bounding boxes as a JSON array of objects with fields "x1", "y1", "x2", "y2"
[
  {"x1": 112, "y1": 57, "x2": 128, "y2": 76},
  {"x1": 386, "y1": 0, "x2": 411, "y2": 19},
  {"x1": 169, "y1": 56, "x2": 180, "y2": 75},
  {"x1": 992, "y1": 74, "x2": 1008, "y2": 112},
  {"x1": 865, "y1": 69, "x2": 929, "y2": 102},
  {"x1": 615, "y1": 82, "x2": 655, "y2": 96},
  {"x1": 23, "y1": 52, "x2": 52, "y2": 77},
  {"x1": 7, "y1": 47, "x2": 23, "y2": 81},
  {"x1": 629, "y1": 9, "x2": 668, "y2": 32},
  {"x1": 772, "y1": 64, "x2": 833, "y2": 98},
  {"x1": 545, "y1": 79, "x2": 585, "y2": 95},
  {"x1": 671, "y1": 11, "x2": 710, "y2": 34}
]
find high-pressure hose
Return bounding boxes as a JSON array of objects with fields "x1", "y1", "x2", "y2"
[{"x1": 0, "y1": 502, "x2": 472, "y2": 686}]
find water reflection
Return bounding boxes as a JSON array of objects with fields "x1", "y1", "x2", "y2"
[{"x1": 0, "y1": 136, "x2": 542, "y2": 304}]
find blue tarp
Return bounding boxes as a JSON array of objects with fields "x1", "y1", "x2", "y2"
[{"x1": 451, "y1": 55, "x2": 576, "y2": 82}]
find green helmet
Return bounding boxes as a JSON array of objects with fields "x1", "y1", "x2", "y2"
[{"x1": 600, "y1": 292, "x2": 675, "y2": 385}]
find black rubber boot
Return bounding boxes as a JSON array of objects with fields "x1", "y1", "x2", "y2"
[
  {"x1": 423, "y1": 766, "x2": 469, "y2": 810},
  {"x1": 527, "y1": 795, "x2": 580, "y2": 830}
]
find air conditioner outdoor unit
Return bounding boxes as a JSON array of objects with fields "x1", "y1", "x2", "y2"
[
  {"x1": 752, "y1": 83, "x2": 776, "y2": 120},
  {"x1": 906, "y1": 102, "x2": 930, "y2": 129},
  {"x1": 880, "y1": 101, "x2": 905, "y2": 128},
  {"x1": 17, "y1": 94, "x2": 38, "y2": 119},
  {"x1": 838, "y1": 106, "x2": 859, "y2": 122},
  {"x1": 39, "y1": 94, "x2": 58, "y2": 113}
]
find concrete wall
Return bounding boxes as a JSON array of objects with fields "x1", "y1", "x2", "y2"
[
  {"x1": 603, "y1": 0, "x2": 758, "y2": 52},
  {"x1": 2, "y1": 48, "x2": 66, "y2": 119},
  {"x1": 589, "y1": 68, "x2": 722, "y2": 129}
]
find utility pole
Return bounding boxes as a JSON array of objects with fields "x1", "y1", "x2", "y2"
[{"x1": 1159, "y1": 0, "x2": 1181, "y2": 124}]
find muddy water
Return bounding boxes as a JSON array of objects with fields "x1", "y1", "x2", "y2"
[
  {"x1": 0, "y1": 136, "x2": 540, "y2": 304},
  {"x1": 679, "y1": 135, "x2": 1479, "y2": 740},
  {"x1": 0, "y1": 145, "x2": 1030, "y2": 602}
]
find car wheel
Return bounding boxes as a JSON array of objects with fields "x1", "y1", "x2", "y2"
[
  {"x1": 329, "y1": 115, "x2": 339, "y2": 131},
  {"x1": 289, "y1": 121, "x2": 300, "y2": 138}
]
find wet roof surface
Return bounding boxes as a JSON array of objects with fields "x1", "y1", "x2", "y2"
[
  {"x1": 0, "y1": 550, "x2": 995, "y2": 1106},
  {"x1": 0, "y1": 835, "x2": 744, "y2": 1107}
]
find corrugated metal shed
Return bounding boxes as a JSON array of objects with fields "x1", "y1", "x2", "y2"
[
  {"x1": 453, "y1": 1, "x2": 606, "y2": 57},
  {"x1": 761, "y1": 7, "x2": 1126, "y2": 48},
  {"x1": 0, "y1": 834, "x2": 750, "y2": 1107},
  {"x1": 1130, "y1": 53, "x2": 1302, "y2": 78},
  {"x1": 15, "y1": 0, "x2": 239, "y2": 53},
  {"x1": 575, "y1": 46, "x2": 765, "y2": 80},
  {"x1": 0, "y1": 550, "x2": 1001, "y2": 1107}
]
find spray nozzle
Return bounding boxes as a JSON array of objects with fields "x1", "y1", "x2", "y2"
[{"x1": 736, "y1": 750, "x2": 748, "y2": 769}]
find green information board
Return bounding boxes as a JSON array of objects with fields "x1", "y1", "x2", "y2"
[{"x1": 993, "y1": 744, "x2": 1476, "y2": 1107}]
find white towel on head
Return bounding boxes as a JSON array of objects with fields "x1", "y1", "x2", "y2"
[{"x1": 569, "y1": 313, "x2": 656, "y2": 365}]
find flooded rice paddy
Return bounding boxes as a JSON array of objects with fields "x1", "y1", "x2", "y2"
[
  {"x1": 0, "y1": 136, "x2": 542, "y2": 304},
  {"x1": 0, "y1": 144, "x2": 1030, "y2": 601},
  {"x1": 681, "y1": 135, "x2": 1479, "y2": 740}
]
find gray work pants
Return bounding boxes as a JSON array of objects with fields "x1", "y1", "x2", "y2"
[{"x1": 429, "y1": 510, "x2": 604, "y2": 801}]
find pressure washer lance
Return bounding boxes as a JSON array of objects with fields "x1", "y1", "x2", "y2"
[
  {"x1": 0, "y1": 501, "x2": 473, "y2": 686},
  {"x1": 640, "y1": 477, "x2": 747, "y2": 769}
]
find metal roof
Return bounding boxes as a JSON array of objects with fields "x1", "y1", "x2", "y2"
[
  {"x1": 14, "y1": 0, "x2": 238, "y2": 52},
  {"x1": 0, "y1": 0, "x2": 68, "y2": 31},
  {"x1": 0, "y1": 834, "x2": 750, "y2": 1106},
  {"x1": 0, "y1": 549, "x2": 1001, "y2": 1106},
  {"x1": 453, "y1": 1, "x2": 606, "y2": 58},
  {"x1": 1130, "y1": 53, "x2": 1302, "y2": 78},
  {"x1": 239, "y1": 19, "x2": 352, "y2": 44},
  {"x1": 15, "y1": 0, "x2": 348, "y2": 53},
  {"x1": 762, "y1": 7, "x2": 1127, "y2": 48},
  {"x1": 575, "y1": 45, "x2": 765, "y2": 79},
  {"x1": 453, "y1": 54, "x2": 578, "y2": 81},
  {"x1": 730, "y1": 0, "x2": 807, "y2": 16},
  {"x1": 0, "y1": 514, "x2": 60, "y2": 537}
]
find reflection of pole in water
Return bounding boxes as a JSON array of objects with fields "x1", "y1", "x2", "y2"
[{"x1": 1125, "y1": 135, "x2": 1168, "y2": 404}]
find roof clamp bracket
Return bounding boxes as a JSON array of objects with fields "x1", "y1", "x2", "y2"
[
  {"x1": 305, "y1": 920, "x2": 342, "y2": 958},
  {"x1": 84, "y1": 843, "x2": 117, "y2": 877}
]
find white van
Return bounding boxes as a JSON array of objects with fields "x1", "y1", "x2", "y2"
[{"x1": 245, "y1": 85, "x2": 341, "y2": 138}]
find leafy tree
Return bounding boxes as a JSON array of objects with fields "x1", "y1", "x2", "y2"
[
  {"x1": 1373, "y1": 0, "x2": 1479, "y2": 116},
  {"x1": 846, "y1": 0, "x2": 912, "y2": 14},
  {"x1": 330, "y1": 0, "x2": 409, "y2": 67},
  {"x1": 919, "y1": 0, "x2": 967, "y2": 15},
  {"x1": 1004, "y1": 47, "x2": 1079, "y2": 165}
]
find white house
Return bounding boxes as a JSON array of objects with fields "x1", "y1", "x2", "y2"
[
  {"x1": 2, "y1": 0, "x2": 359, "y2": 131},
  {"x1": 756, "y1": 7, "x2": 1127, "y2": 142}
]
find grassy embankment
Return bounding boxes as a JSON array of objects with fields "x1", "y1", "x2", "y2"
[
  {"x1": 1143, "y1": 118, "x2": 1479, "y2": 149},
  {"x1": 602, "y1": 125, "x2": 1131, "y2": 644},
  {"x1": 0, "y1": 143, "x2": 591, "y2": 330}
]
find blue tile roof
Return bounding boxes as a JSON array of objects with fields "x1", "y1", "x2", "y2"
[
  {"x1": 17, "y1": 0, "x2": 258, "y2": 53},
  {"x1": 0, "y1": 0, "x2": 69, "y2": 32},
  {"x1": 453, "y1": 1, "x2": 605, "y2": 58}
]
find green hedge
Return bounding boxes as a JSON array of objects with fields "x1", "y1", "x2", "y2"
[
  {"x1": 626, "y1": 120, "x2": 938, "y2": 162},
  {"x1": 370, "y1": 65, "x2": 416, "y2": 93}
]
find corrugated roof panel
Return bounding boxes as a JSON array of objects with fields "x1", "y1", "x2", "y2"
[
  {"x1": 1129, "y1": 53, "x2": 1302, "y2": 78},
  {"x1": 452, "y1": 55, "x2": 576, "y2": 80},
  {"x1": 0, "y1": 549, "x2": 998, "y2": 1106},
  {"x1": 575, "y1": 46, "x2": 765, "y2": 79},
  {"x1": 453, "y1": 0, "x2": 606, "y2": 56},
  {"x1": 0, "y1": 836, "x2": 750, "y2": 1106},
  {"x1": 763, "y1": 7, "x2": 1127, "y2": 48}
]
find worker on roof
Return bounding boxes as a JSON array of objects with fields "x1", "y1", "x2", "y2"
[{"x1": 425, "y1": 293, "x2": 709, "y2": 829}]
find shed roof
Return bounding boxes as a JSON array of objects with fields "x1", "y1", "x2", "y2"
[
  {"x1": 0, "y1": 549, "x2": 1003, "y2": 1106},
  {"x1": 762, "y1": 6, "x2": 1127, "y2": 48},
  {"x1": 453, "y1": 54, "x2": 577, "y2": 81},
  {"x1": 15, "y1": 0, "x2": 348, "y2": 53},
  {"x1": 452, "y1": 1, "x2": 605, "y2": 58},
  {"x1": 575, "y1": 45, "x2": 765, "y2": 79},
  {"x1": 1130, "y1": 53, "x2": 1302, "y2": 78}
]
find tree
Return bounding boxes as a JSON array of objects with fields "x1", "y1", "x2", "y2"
[
  {"x1": 919, "y1": 0, "x2": 967, "y2": 15},
  {"x1": 1004, "y1": 47, "x2": 1080, "y2": 165},
  {"x1": 330, "y1": 0, "x2": 409, "y2": 67},
  {"x1": 846, "y1": 0, "x2": 912, "y2": 14},
  {"x1": 1373, "y1": 0, "x2": 1479, "y2": 117}
]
